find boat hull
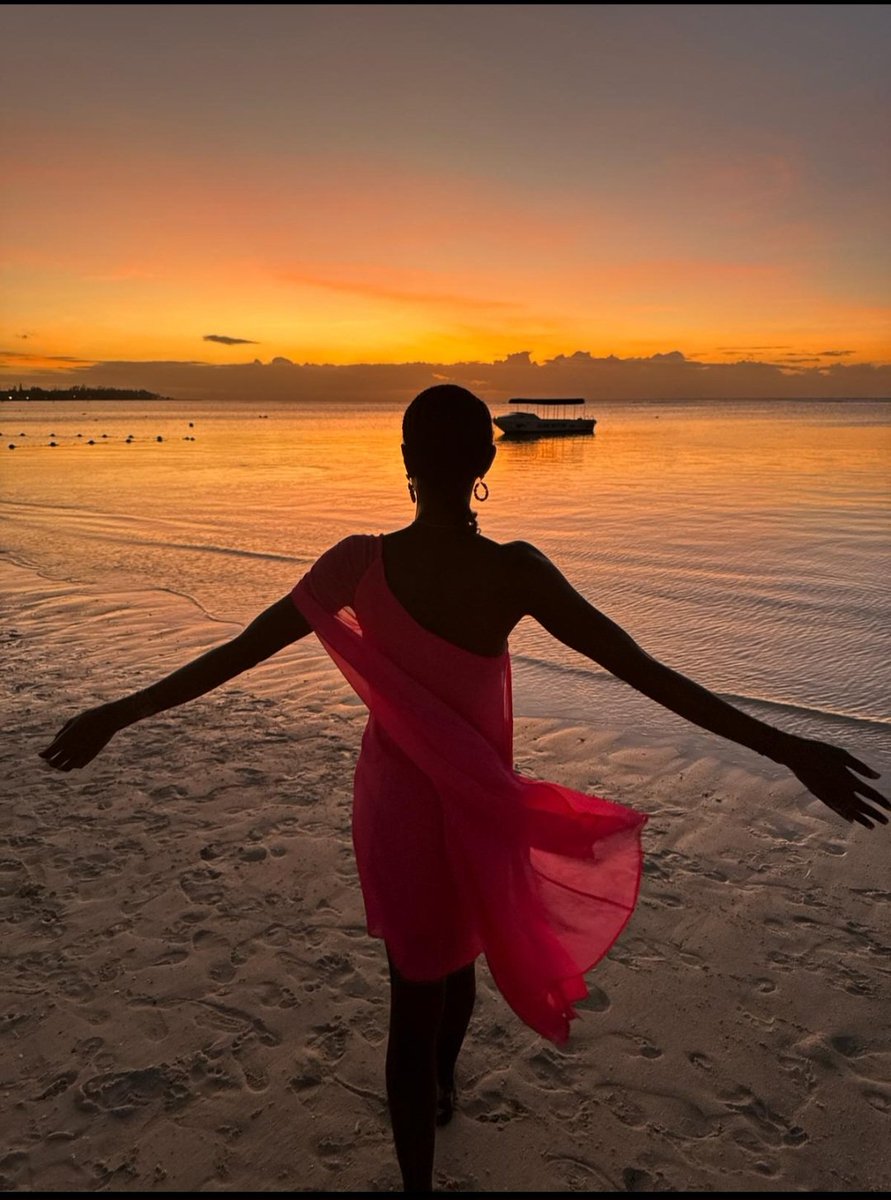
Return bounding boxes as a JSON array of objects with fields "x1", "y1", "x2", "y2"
[{"x1": 493, "y1": 412, "x2": 596, "y2": 437}]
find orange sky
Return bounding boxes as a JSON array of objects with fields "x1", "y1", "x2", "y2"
[{"x1": 2, "y1": 5, "x2": 889, "y2": 388}]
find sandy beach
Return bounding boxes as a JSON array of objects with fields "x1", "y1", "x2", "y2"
[{"x1": 2, "y1": 555, "x2": 889, "y2": 1192}]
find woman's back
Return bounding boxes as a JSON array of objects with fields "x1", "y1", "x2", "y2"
[{"x1": 381, "y1": 527, "x2": 526, "y2": 658}]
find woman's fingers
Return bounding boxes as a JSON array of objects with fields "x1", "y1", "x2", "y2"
[
  {"x1": 854, "y1": 798, "x2": 888, "y2": 824},
  {"x1": 40, "y1": 733, "x2": 91, "y2": 771},
  {"x1": 40, "y1": 723, "x2": 79, "y2": 761},
  {"x1": 843, "y1": 751, "x2": 881, "y2": 779},
  {"x1": 852, "y1": 781, "x2": 889, "y2": 808},
  {"x1": 39, "y1": 708, "x2": 118, "y2": 771}
]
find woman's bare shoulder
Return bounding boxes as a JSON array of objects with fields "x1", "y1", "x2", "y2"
[{"x1": 495, "y1": 538, "x2": 553, "y2": 572}]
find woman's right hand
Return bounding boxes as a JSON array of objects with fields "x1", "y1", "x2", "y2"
[{"x1": 39, "y1": 703, "x2": 127, "y2": 772}]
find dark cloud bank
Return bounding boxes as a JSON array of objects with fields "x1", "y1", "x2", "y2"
[{"x1": 4, "y1": 349, "x2": 889, "y2": 402}]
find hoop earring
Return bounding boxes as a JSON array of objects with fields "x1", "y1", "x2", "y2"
[
  {"x1": 473, "y1": 478, "x2": 489, "y2": 502},
  {"x1": 406, "y1": 476, "x2": 417, "y2": 503}
]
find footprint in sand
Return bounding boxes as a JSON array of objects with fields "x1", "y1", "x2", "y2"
[
  {"x1": 435, "y1": 1172, "x2": 481, "y2": 1192},
  {"x1": 307, "y1": 1018, "x2": 350, "y2": 1065},
  {"x1": 818, "y1": 840, "x2": 846, "y2": 857},
  {"x1": 190, "y1": 1051, "x2": 241, "y2": 1093},
  {"x1": 850, "y1": 888, "x2": 891, "y2": 904},
  {"x1": 830, "y1": 1034, "x2": 868, "y2": 1058},
  {"x1": 260, "y1": 923, "x2": 291, "y2": 947},
  {"x1": 194, "y1": 999, "x2": 282, "y2": 1047},
  {"x1": 591, "y1": 1082, "x2": 716, "y2": 1140},
  {"x1": 73, "y1": 1036, "x2": 105, "y2": 1063},
  {"x1": 622, "y1": 1166, "x2": 658, "y2": 1191},
  {"x1": 77, "y1": 1065, "x2": 193, "y2": 1116},
  {"x1": 153, "y1": 946, "x2": 189, "y2": 966},
  {"x1": 258, "y1": 982, "x2": 299, "y2": 1009},
  {"x1": 0, "y1": 1150, "x2": 29, "y2": 1191},
  {"x1": 576, "y1": 983, "x2": 610, "y2": 1012},
  {"x1": 525, "y1": 1046, "x2": 578, "y2": 1090},
  {"x1": 722, "y1": 1085, "x2": 808, "y2": 1149},
  {"x1": 644, "y1": 889, "x2": 682, "y2": 909},
  {"x1": 1, "y1": 1011, "x2": 30, "y2": 1034},
  {"x1": 610, "y1": 936, "x2": 667, "y2": 970},
  {"x1": 687, "y1": 1051, "x2": 713, "y2": 1071},
  {"x1": 313, "y1": 951, "x2": 358, "y2": 986},
  {"x1": 33, "y1": 1070, "x2": 78, "y2": 1101},
  {"x1": 179, "y1": 867, "x2": 226, "y2": 905},
  {"x1": 231, "y1": 1042, "x2": 269, "y2": 1092},
  {"x1": 287, "y1": 1058, "x2": 324, "y2": 1092},
  {"x1": 190, "y1": 927, "x2": 234, "y2": 980},
  {"x1": 352, "y1": 1006, "x2": 386, "y2": 1047},
  {"x1": 313, "y1": 1132, "x2": 354, "y2": 1173},
  {"x1": 462, "y1": 1084, "x2": 529, "y2": 1124}
]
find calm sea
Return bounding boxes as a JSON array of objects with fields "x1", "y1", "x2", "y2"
[{"x1": 2, "y1": 397, "x2": 889, "y2": 758}]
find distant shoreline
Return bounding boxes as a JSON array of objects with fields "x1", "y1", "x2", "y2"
[
  {"x1": 2, "y1": 388, "x2": 168, "y2": 402},
  {"x1": 2, "y1": 393, "x2": 889, "y2": 405}
]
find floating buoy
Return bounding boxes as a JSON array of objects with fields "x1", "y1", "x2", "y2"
[
  {"x1": 49, "y1": 441, "x2": 57, "y2": 447},
  {"x1": 101, "y1": 433, "x2": 108, "y2": 438},
  {"x1": 87, "y1": 439, "x2": 95, "y2": 445},
  {"x1": 156, "y1": 435, "x2": 163, "y2": 443},
  {"x1": 76, "y1": 433, "x2": 83, "y2": 438},
  {"x1": 188, "y1": 421, "x2": 194, "y2": 428},
  {"x1": 19, "y1": 432, "x2": 26, "y2": 437},
  {"x1": 7, "y1": 443, "x2": 15, "y2": 450}
]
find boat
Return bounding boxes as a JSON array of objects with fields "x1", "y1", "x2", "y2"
[{"x1": 493, "y1": 398, "x2": 596, "y2": 437}]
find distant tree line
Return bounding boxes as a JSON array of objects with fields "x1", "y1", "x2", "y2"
[{"x1": 3, "y1": 385, "x2": 164, "y2": 400}]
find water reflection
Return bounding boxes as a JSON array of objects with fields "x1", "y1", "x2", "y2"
[{"x1": 496, "y1": 431, "x2": 594, "y2": 470}]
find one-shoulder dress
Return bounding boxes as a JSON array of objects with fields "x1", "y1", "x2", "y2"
[{"x1": 291, "y1": 533, "x2": 647, "y2": 1044}]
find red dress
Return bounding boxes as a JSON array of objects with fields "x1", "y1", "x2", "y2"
[{"x1": 292, "y1": 534, "x2": 646, "y2": 1044}]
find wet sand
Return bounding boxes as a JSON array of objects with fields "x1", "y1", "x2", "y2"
[{"x1": 2, "y1": 556, "x2": 889, "y2": 1192}]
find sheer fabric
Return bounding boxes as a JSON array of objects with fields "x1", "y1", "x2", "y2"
[{"x1": 291, "y1": 534, "x2": 647, "y2": 1043}]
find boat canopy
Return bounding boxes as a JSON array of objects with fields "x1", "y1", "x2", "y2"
[{"x1": 509, "y1": 397, "x2": 586, "y2": 406}]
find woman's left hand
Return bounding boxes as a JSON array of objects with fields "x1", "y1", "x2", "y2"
[{"x1": 776, "y1": 735, "x2": 888, "y2": 829}]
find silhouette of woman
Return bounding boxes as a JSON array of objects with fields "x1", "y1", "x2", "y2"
[{"x1": 41, "y1": 385, "x2": 887, "y2": 1193}]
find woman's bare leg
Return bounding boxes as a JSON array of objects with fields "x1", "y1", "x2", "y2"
[
  {"x1": 435, "y1": 961, "x2": 476, "y2": 1124},
  {"x1": 386, "y1": 950, "x2": 445, "y2": 1192}
]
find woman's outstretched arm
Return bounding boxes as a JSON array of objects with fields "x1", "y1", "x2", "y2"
[
  {"x1": 514, "y1": 542, "x2": 888, "y2": 830},
  {"x1": 40, "y1": 596, "x2": 311, "y2": 772}
]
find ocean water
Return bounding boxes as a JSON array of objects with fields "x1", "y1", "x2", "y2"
[{"x1": 2, "y1": 397, "x2": 889, "y2": 758}]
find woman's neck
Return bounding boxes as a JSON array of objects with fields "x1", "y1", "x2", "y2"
[{"x1": 412, "y1": 490, "x2": 477, "y2": 532}]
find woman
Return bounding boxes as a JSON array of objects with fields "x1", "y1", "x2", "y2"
[{"x1": 41, "y1": 385, "x2": 887, "y2": 1192}]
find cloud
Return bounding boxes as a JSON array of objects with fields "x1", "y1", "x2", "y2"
[
  {"x1": 278, "y1": 270, "x2": 519, "y2": 312},
  {"x1": 203, "y1": 333, "x2": 259, "y2": 346},
  {"x1": 716, "y1": 345, "x2": 791, "y2": 353},
  {"x1": 0, "y1": 351, "x2": 95, "y2": 366},
  {"x1": 818, "y1": 349, "x2": 855, "y2": 357},
  {"x1": 4, "y1": 350, "x2": 889, "y2": 402}
]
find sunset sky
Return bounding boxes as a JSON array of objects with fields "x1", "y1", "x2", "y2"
[{"x1": 2, "y1": 4, "x2": 889, "y2": 395}]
